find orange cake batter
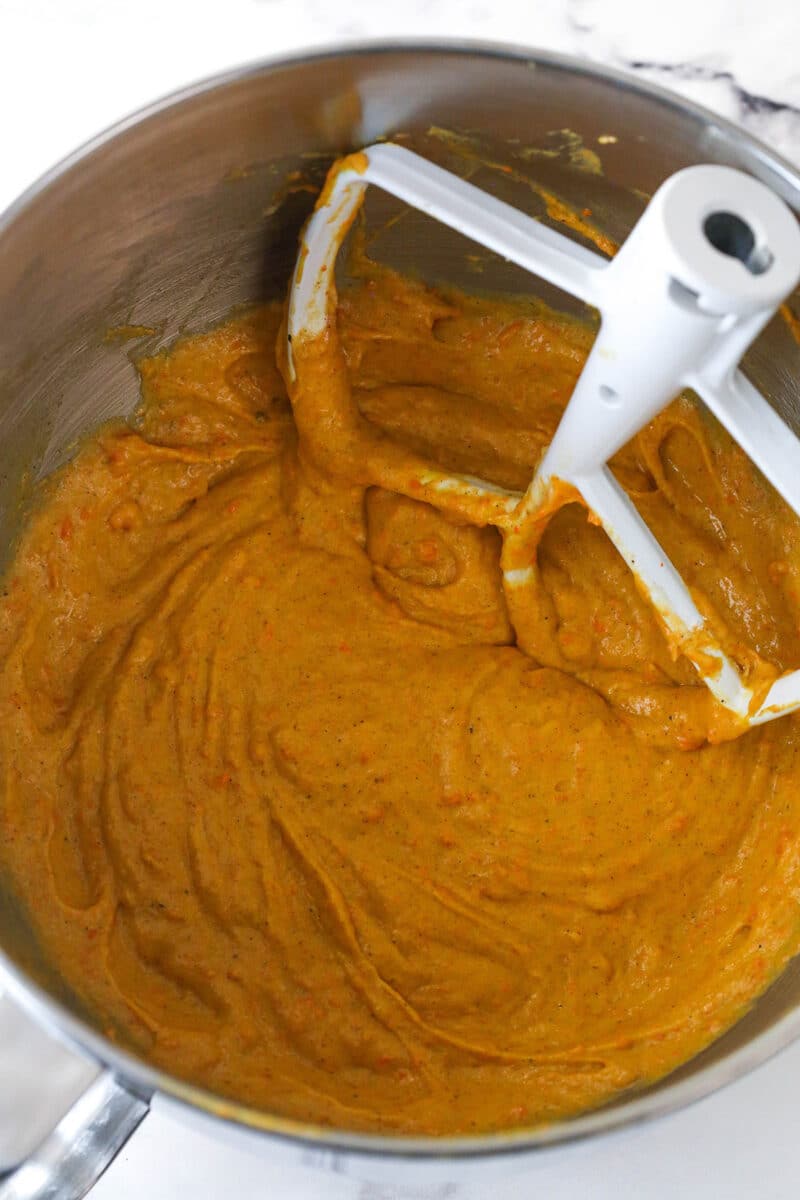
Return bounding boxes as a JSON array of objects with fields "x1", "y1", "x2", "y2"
[{"x1": 2, "y1": 255, "x2": 800, "y2": 1135}]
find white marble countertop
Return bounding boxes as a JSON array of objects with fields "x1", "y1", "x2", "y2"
[{"x1": 1, "y1": 1, "x2": 800, "y2": 1197}]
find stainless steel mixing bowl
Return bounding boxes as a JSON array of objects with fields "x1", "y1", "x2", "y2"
[{"x1": 1, "y1": 41, "x2": 800, "y2": 1198}]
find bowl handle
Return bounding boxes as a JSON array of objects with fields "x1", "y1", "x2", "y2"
[{"x1": 0, "y1": 1063, "x2": 148, "y2": 1199}]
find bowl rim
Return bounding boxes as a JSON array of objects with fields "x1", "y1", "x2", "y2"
[{"x1": 2, "y1": 35, "x2": 800, "y2": 1161}]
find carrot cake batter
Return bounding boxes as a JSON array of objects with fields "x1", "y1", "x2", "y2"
[{"x1": 2, "y1": 254, "x2": 800, "y2": 1134}]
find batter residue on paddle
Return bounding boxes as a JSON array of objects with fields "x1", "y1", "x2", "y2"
[{"x1": 2, "y1": 259, "x2": 800, "y2": 1134}]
